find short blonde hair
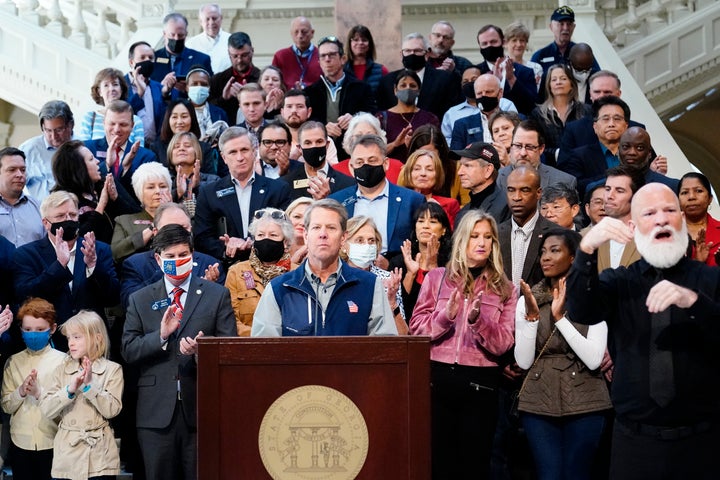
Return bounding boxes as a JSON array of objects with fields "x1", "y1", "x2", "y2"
[
  {"x1": 167, "y1": 132, "x2": 203, "y2": 171},
  {"x1": 40, "y1": 190, "x2": 78, "y2": 218},
  {"x1": 61, "y1": 310, "x2": 110, "y2": 361}
]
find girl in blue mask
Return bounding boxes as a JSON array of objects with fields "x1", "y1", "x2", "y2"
[{"x1": 1, "y1": 298, "x2": 65, "y2": 480}]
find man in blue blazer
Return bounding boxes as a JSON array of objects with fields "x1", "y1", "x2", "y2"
[
  {"x1": 150, "y1": 13, "x2": 213, "y2": 96},
  {"x1": 84, "y1": 100, "x2": 158, "y2": 207},
  {"x1": 13, "y1": 191, "x2": 119, "y2": 350},
  {"x1": 121, "y1": 203, "x2": 225, "y2": 307},
  {"x1": 193, "y1": 127, "x2": 292, "y2": 263},
  {"x1": 329, "y1": 134, "x2": 425, "y2": 258},
  {"x1": 122, "y1": 224, "x2": 236, "y2": 480}
]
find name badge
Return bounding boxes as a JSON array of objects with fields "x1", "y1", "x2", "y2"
[
  {"x1": 133, "y1": 219, "x2": 153, "y2": 225},
  {"x1": 467, "y1": 127, "x2": 482, "y2": 135},
  {"x1": 156, "y1": 58, "x2": 170, "y2": 64},
  {"x1": 97, "y1": 151, "x2": 107, "y2": 159},
  {"x1": 151, "y1": 298, "x2": 171, "y2": 311},
  {"x1": 540, "y1": 56, "x2": 555, "y2": 63},
  {"x1": 216, "y1": 187, "x2": 235, "y2": 198},
  {"x1": 243, "y1": 271, "x2": 256, "y2": 290},
  {"x1": 293, "y1": 178, "x2": 310, "y2": 190}
]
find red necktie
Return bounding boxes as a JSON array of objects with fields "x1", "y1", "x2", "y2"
[
  {"x1": 171, "y1": 287, "x2": 184, "y2": 320},
  {"x1": 113, "y1": 146, "x2": 122, "y2": 177}
]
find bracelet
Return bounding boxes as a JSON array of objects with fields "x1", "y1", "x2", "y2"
[
  {"x1": 66, "y1": 385, "x2": 75, "y2": 399},
  {"x1": 82, "y1": 384, "x2": 91, "y2": 393}
]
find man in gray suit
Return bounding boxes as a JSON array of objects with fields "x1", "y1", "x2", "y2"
[
  {"x1": 122, "y1": 225, "x2": 236, "y2": 480},
  {"x1": 497, "y1": 119, "x2": 577, "y2": 193}
]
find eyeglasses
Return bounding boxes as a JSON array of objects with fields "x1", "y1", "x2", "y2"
[
  {"x1": 42, "y1": 125, "x2": 68, "y2": 136},
  {"x1": 402, "y1": 48, "x2": 427, "y2": 56},
  {"x1": 319, "y1": 51, "x2": 340, "y2": 60},
  {"x1": 510, "y1": 143, "x2": 541, "y2": 152},
  {"x1": 253, "y1": 209, "x2": 287, "y2": 221},
  {"x1": 261, "y1": 139, "x2": 288, "y2": 148}
]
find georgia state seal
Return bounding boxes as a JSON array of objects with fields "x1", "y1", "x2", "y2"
[{"x1": 258, "y1": 385, "x2": 369, "y2": 480}]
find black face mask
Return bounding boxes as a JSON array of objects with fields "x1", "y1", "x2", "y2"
[
  {"x1": 302, "y1": 146, "x2": 327, "y2": 169},
  {"x1": 254, "y1": 238, "x2": 285, "y2": 263},
  {"x1": 461, "y1": 82, "x2": 476, "y2": 100},
  {"x1": 50, "y1": 220, "x2": 79, "y2": 241},
  {"x1": 477, "y1": 95, "x2": 499, "y2": 112},
  {"x1": 402, "y1": 54, "x2": 426, "y2": 71},
  {"x1": 353, "y1": 163, "x2": 386, "y2": 189},
  {"x1": 480, "y1": 45, "x2": 504, "y2": 64},
  {"x1": 167, "y1": 38, "x2": 185, "y2": 54},
  {"x1": 135, "y1": 60, "x2": 154, "y2": 78}
]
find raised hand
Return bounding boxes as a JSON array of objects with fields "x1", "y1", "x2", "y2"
[
  {"x1": 401, "y1": 239, "x2": 419, "y2": 276},
  {"x1": 52, "y1": 227, "x2": 71, "y2": 267},
  {"x1": 81, "y1": 231, "x2": 97, "y2": 269},
  {"x1": 20, "y1": 369, "x2": 39, "y2": 398},
  {"x1": 160, "y1": 304, "x2": 182, "y2": 341},
  {"x1": 445, "y1": 287, "x2": 461, "y2": 320},
  {"x1": 180, "y1": 331, "x2": 204, "y2": 356},
  {"x1": 82, "y1": 356, "x2": 93, "y2": 386},
  {"x1": 520, "y1": 280, "x2": 540, "y2": 321},
  {"x1": 202, "y1": 263, "x2": 220, "y2": 282},
  {"x1": 551, "y1": 277, "x2": 567, "y2": 322},
  {"x1": 0, "y1": 305, "x2": 12, "y2": 336}
]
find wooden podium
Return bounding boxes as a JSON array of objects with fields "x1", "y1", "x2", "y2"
[{"x1": 197, "y1": 336, "x2": 430, "y2": 479}]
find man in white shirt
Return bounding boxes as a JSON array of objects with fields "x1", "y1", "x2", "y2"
[{"x1": 185, "y1": 3, "x2": 231, "y2": 74}]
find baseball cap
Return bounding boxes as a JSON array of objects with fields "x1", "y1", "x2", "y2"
[
  {"x1": 449, "y1": 142, "x2": 500, "y2": 169},
  {"x1": 551, "y1": 6, "x2": 575, "y2": 22}
]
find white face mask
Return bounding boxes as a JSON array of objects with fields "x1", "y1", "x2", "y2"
[
  {"x1": 573, "y1": 70, "x2": 590, "y2": 84},
  {"x1": 188, "y1": 85, "x2": 210, "y2": 105},
  {"x1": 347, "y1": 243, "x2": 377, "y2": 269}
]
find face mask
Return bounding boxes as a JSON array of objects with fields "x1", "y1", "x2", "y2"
[
  {"x1": 461, "y1": 82, "x2": 476, "y2": 100},
  {"x1": 396, "y1": 89, "x2": 419, "y2": 105},
  {"x1": 188, "y1": 86, "x2": 210, "y2": 105},
  {"x1": 480, "y1": 45, "x2": 505, "y2": 64},
  {"x1": 253, "y1": 238, "x2": 286, "y2": 263},
  {"x1": 162, "y1": 255, "x2": 193, "y2": 281},
  {"x1": 347, "y1": 243, "x2": 377, "y2": 269},
  {"x1": 135, "y1": 60, "x2": 154, "y2": 78},
  {"x1": 477, "y1": 95, "x2": 499, "y2": 112},
  {"x1": 167, "y1": 38, "x2": 185, "y2": 54},
  {"x1": 49, "y1": 220, "x2": 79, "y2": 241},
  {"x1": 353, "y1": 163, "x2": 386, "y2": 189},
  {"x1": 402, "y1": 54, "x2": 426, "y2": 71},
  {"x1": 302, "y1": 146, "x2": 327, "y2": 168},
  {"x1": 22, "y1": 330, "x2": 52, "y2": 352},
  {"x1": 573, "y1": 69, "x2": 591, "y2": 84}
]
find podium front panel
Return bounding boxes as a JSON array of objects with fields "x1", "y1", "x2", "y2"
[{"x1": 197, "y1": 336, "x2": 430, "y2": 480}]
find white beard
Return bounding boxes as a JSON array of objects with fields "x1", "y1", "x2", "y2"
[{"x1": 634, "y1": 221, "x2": 689, "y2": 269}]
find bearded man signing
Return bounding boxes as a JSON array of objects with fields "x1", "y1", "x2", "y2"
[{"x1": 565, "y1": 183, "x2": 720, "y2": 480}]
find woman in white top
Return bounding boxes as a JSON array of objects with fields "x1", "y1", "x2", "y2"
[{"x1": 515, "y1": 228, "x2": 611, "y2": 480}]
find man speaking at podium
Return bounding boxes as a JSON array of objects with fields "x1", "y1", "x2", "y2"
[{"x1": 251, "y1": 198, "x2": 400, "y2": 336}]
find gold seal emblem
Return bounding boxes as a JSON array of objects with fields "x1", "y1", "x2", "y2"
[{"x1": 258, "y1": 385, "x2": 369, "y2": 480}]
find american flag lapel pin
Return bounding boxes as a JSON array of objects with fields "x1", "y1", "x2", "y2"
[{"x1": 347, "y1": 300, "x2": 358, "y2": 313}]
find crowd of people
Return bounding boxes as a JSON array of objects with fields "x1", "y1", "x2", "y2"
[{"x1": 0, "y1": 3, "x2": 717, "y2": 479}]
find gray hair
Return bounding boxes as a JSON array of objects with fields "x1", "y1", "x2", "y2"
[
  {"x1": 248, "y1": 208, "x2": 295, "y2": 247},
  {"x1": 154, "y1": 202, "x2": 191, "y2": 228},
  {"x1": 131, "y1": 162, "x2": 172, "y2": 203},
  {"x1": 39, "y1": 100, "x2": 74, "y2": 128},
  {"x1": 405, "y1": 32, "x2": 428, "y2": 49},
  {"x1": 199, "y1": 3, "x2": 221, "y2": 16},
  {"x1": 342, "y1": 113, "x2": 387, "y2": 153},
  {"x1": 350, "y1": 133, "x2": 387, "y2": 157},
  {"x1": 218, "y1": 126, "x2": 257, "y2": 152},
  {"x1": 40, "y1": 190, "x2": 78, "y2": 218},
  {"x1": 304, "y1": 198, "x2": 348, "y2": 232},
  {"x1": 163, "y1": 13, "x2": 188, "y2": 28}
]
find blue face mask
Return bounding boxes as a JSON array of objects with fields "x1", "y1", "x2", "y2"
[{"x1": 22, "y1": 329, "x2": 51, "y2": 351}]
